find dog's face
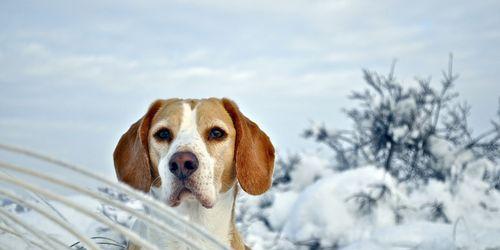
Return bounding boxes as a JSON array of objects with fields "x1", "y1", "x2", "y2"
[
  {"x1": 148, "y1": 99, "x2": 237, "y2": 208},
  {"x1": 113, "y1": 98, "x2": 275, "y2": 208}
]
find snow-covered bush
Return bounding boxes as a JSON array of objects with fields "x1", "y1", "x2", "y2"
[
  {"x1": 238, "y1": 59, "x2": 500, "y2": 249},
  {"x1": 239, "y1": 158, "x2": 500, "y2": 249},
  {"x1": 304, "y1": 59, "x2": 500, "y2": 186}
]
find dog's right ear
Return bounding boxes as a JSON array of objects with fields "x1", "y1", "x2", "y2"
[{"x1": 113, "y1": 100, "x2": 164, "y2": 192}]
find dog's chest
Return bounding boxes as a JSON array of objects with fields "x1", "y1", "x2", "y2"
[{"x1": 174, "y1": 190, "x2": 234, "y2": 247}]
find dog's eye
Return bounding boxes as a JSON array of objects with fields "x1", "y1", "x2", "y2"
[
  {"x1": 208, "y1": 127, "x2": 226, "y2": 141},
  {"x1": 154, "y1": 128, "x2": 173, "y2": 142}
]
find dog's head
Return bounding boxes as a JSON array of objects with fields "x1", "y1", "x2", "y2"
[{"x1": 113, "y1": 98, "x2": 275, "y2": 208}]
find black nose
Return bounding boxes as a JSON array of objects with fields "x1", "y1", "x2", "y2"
[{"x1": 168, "y1": 151, "x2": 199, "y2": 180}]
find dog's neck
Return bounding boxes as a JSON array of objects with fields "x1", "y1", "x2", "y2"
[
  {"x1": 146, "y1": 186, "x2": 243, "y2": 250},
  {"x1": 174, "y1": 186, "x2": 236, "y2": 247}
]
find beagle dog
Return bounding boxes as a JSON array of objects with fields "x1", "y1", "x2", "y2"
[{"x1": 113, "y1": 98, "x2": 275, "y2": 249}]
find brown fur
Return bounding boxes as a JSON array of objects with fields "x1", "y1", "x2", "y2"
[
  {"x1": 147, "y1": 99, "x2": 185, "y2": 177},
  {"x1": 113, "y1": 100, "x2": 164, "y2": 192},
  {"x1": 230, "y1": 187, "x2": 246, "y2": 250},
  {"x1": 114, "y1": 98, "x2": 274, "y2": 249},
  {"x1": 196, "y1": 98, "x2": 237, "y2": 193},
  {"x1": 222, "y1": 98, "x2": 275, "y2": 195}
]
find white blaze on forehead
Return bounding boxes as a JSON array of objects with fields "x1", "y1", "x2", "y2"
[
  {"x1": 179, "y1": 103, "x2": 197, "y2": 138},
  {"x1": 174, "y1": 102, "x2": 204, "y2": 151}
]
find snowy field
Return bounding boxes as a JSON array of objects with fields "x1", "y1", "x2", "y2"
[
  {"x1": 1, "y1": 155, "x2": 499, "y2": 250},
  {"x1": 238, "y1": 156, "x2": 500, "y2": 250}
]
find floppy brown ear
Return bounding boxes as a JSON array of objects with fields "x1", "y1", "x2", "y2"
[
  {"x1": 113, "y1": 100, "x2": 164, "y2": 192},
  {"x1": 222, "y1": 98, "x2": 275, "y2": 195}
]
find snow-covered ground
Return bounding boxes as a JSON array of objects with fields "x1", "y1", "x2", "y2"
[
  {"x1": 0, "y1": 191, "x2": 134, "y2": 249},
  {"x1": 1, "y1": 154, "x2": 499, "y2": 250},
  {"x1": 237, "y1": 153, "x2": 500, "y2": 250}
]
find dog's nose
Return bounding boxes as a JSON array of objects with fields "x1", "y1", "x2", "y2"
[{"x1": 168, "y1": 151, "x2": 199, "y2": 180}]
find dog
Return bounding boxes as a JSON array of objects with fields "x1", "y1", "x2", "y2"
[{"x1": 113, "y1": 98, "x2": 275, "y2": 249}]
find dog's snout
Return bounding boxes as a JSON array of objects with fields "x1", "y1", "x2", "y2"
[{"x1": 168, "y1": 151, "x2": 199, "y2": 180}]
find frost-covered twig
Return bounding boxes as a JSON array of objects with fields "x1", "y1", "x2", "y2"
[
  {"x1": 0, "y1": 188, "x2": 100, "y2": 250},
  {"x1": 0, "y1": 169, "x2": 68, "y2": 223},
  {"x1": 0, "y1": 161, "x2": 203, "y2": 250},
  {"x1": 452, "y1": 216, "x2": 471, "y2": 245},
  {"x1": 30, "y1": 192, "x2": 69, "y2": 223},
  {"x1": 0, "y1": 143, "x2": 228, "y2": 250},
  {"x1": 0, "y1": 223, "x2": 53, "y2": 250},
  {"x1": 0, "y1": 170, "x2": 158, "y2": 250},
  {"x1": 0, "y1": 212, "x2": 65, "y2": 250}
]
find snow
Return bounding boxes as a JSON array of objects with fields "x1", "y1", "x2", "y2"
[
  {"x1": 238, "y1": 161, "x2": 500, "y2": 250},
  {"x1": 0, "y1": 195, "x2": 108, "y2": 248},
  {"x1": 428, "y1": 136, "x2": 458, "y2": 167},
  {"x1": 281, "y1": 166, "x2": 400, "y2": 247},
  {"x1": 393, "y1": 98, "x2": 417, "y2": 118},
  {"x1": 288, "y1": 154, "x2": 333, "y2": 191},
  {"x1": 428, "y1": 136, "x2": 478, "y2": 177},
  {"x1": 267, "y1": 191, "x2": 298, "y2": 230},
  {"x1": 282, "y1": 180, "x2": 354, "y2": 247},
  {"x1": 1, "y1": 156, "x2": 500, "y2": 250},
  {"x1": 391, "y1": 126, "x2": 409, "y2": 141},
  {"x1": 365, "y1": 221, "x2": 500, "y2": 250}
]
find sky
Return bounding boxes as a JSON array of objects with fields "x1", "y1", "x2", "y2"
[{"x1": 1, "y1": 0, "x2": 499, "y2": 178}]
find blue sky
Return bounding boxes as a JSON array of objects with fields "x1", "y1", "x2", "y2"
[{"x1": 1, "y1": 0, "x2": 499, "y2": 177}]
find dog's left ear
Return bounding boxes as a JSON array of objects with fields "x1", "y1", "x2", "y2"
[
  {"x1": 113, "y1": 100, "x2": 164, "y2": 192},
  {"x1": 222, "y1": 98, "x2": 275, "y2": 195}
]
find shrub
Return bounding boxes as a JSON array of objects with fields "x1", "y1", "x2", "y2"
[{"x1": 304, "y1": 56, "x2": 500, "y2": 186}]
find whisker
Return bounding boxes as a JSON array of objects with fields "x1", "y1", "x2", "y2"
[
  {"x1": 90, "y1": 236, "x2": 123, "y2": 245},
  {"x1": 150, "y1": 176, "x2": 162, "y2": 188}
]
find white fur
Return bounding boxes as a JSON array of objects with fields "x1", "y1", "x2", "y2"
[
  {"x1": 140, "y1": 102, "x2": 234, "y2": 249},
  {"x1": 155, "y1": 103, "x2": 216, "y2": 205},
  {"x1": 140, "y1": 186, "x2": 235, "y2": 249}
]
